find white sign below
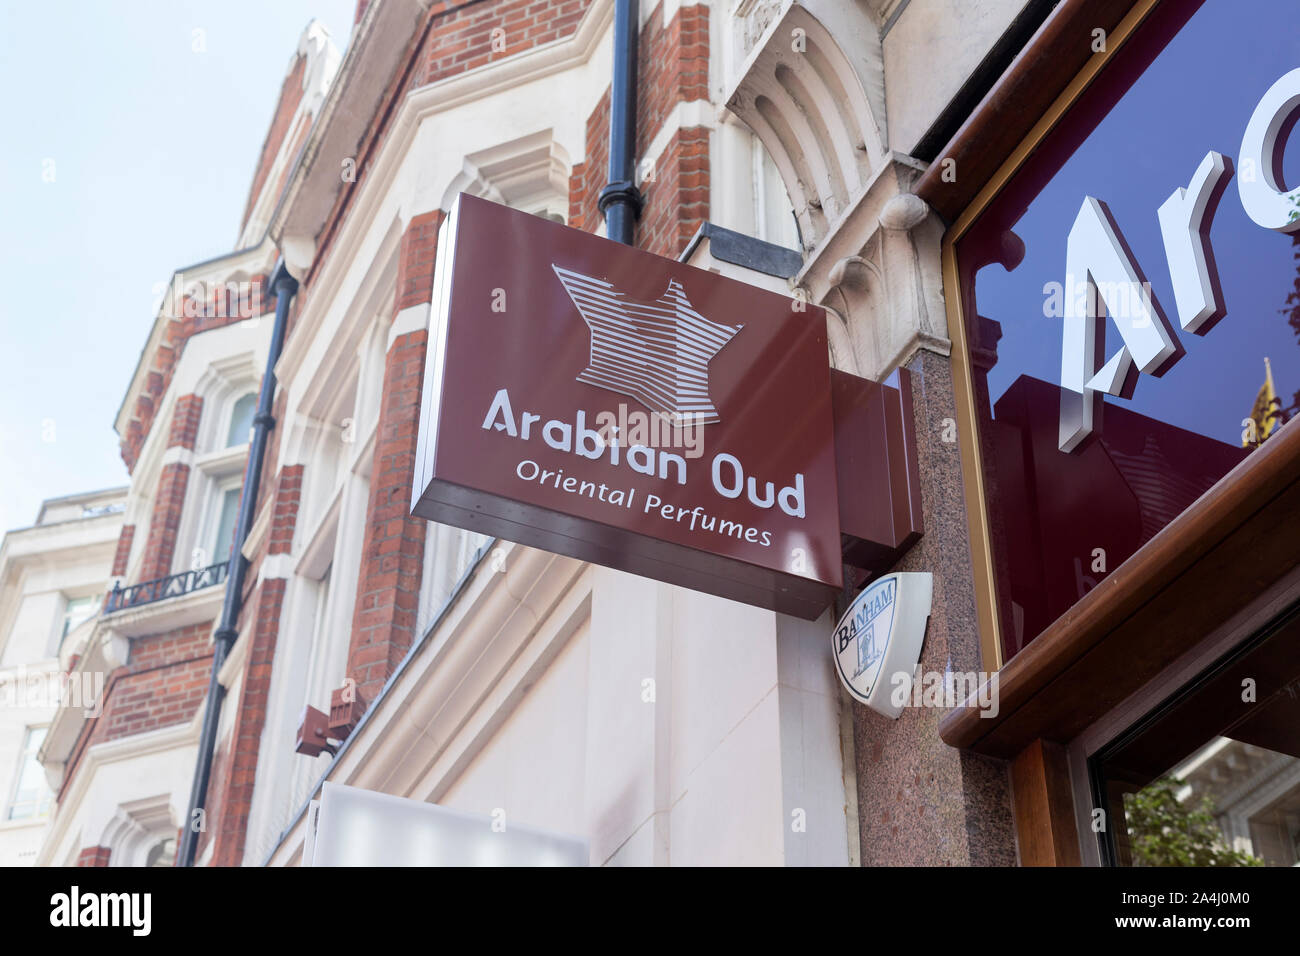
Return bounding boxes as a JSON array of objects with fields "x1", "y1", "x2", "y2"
[{"x1": 832, "y1": 572, "x2": 933, "y2": 718}]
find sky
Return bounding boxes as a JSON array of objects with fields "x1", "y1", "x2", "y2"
[{"x1": 0, "y1": 0, "x2": 356, "y2": 535}]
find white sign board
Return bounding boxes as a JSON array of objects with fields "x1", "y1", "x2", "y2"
[
  {"x1": 307, "y1": 782, "x2": 588, "y2": 866},
  {"x1": 832, "y1": 572, "x2": 932, "y2": 718}
]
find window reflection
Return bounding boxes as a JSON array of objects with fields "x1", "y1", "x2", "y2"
[
  {"x1": 1095, "y1": 605, "x2": 1300, "y2": 867},
  {"x1": 956, "y1": 0, "x2": 1300, "y2": 659}
]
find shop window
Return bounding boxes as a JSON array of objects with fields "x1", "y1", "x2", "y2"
[
  {"x1": 6, "y1": 727, "x2": 53, "y2": 821},
  {"x1": 226, "y1": 393, "x2": 257, "y2": 448},
  {"x1": 952, "y1": 0, "x2": 1300, "y2": 661},
  {"x1": 1092, "y1": 602, "x2": 1300, "y2": 867}
]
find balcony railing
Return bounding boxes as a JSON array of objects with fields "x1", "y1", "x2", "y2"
[{"x1": 104, "y1": 562, "x2": 228, "y2": 613}]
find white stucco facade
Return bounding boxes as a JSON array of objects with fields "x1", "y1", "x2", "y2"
[{"x1": 0, "y1": 488, "x2": 125, "y2": 866}]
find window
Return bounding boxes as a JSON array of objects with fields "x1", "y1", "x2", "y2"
[
  {"x1": 1092, "y1": 604, "x2": 1300, "y2": 866},
  {"x1": 146, "y1": 837, "x2": 176, "y2": 867},
  {"x1": 301, "y1": 562, "x2": 336, "y2": 705},
  {"x1": 226, "y1": 393, "x2": 257, "y2": 448},
  {"x1": 953, "y1": 0, "x2": 1300, "y2": 661},
  {"x1": 212, "y1": 487, "x2": 241, "y2": 565},
  {"x1": 7, "y1": 727, "x2": 53, "y2": 821},
  {"x1": 752, "y1": 137, "x2": 799, "y2": 250},
  {"x1": 418, "y1": 524, "x2": 492, "y2": 636},
  {"x1": 61, "y1": 596, "x2": 96, "y2": 641},
  {"x1": 311, "y1": 564, "x2": 333, "y2": 652},
  {"x1": 56, "y1": 594, "x2": 98, "y2": 654}
]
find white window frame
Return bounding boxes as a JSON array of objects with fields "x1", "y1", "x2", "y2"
[
  {"x1": 186, "y1": 473, "x2": 244, "y2": 573},
  {"x1": 752, "y1": 135, "x2": 800, "y2": 249},
  {"x1": 224, "y1": 391, "x2": 258, "y2": 450},
  {"x1": 55, "y1": 593, "x2": 99, "y2": 656},
  {"x1": 6, "y1": 725, "x2": 53, "y2": 822},
  {"x1": 172, "y1": 357, "x2": 259, "y2": 576}
]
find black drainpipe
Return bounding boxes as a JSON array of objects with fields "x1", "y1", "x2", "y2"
[
  {"x1": 178, "y1": 260, "x2": 298, "y2": 868},
  {"x1": 597, "y1": 0, "x2": 642, "y2": 245}
]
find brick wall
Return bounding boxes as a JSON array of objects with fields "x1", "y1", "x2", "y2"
[
  {"x1": 168, "y1": 394, "x2": 204, "y2": 451},
  {"x1": 240, "y1": 55, "x2": 308, "y2": 234},
  {"x1": 637, "y1": 125, "x2": 710, "y2": 257},
  {"x1": 569, "y1": 3, "x2": 710, "y2": 256},
  {"x1": 139, "y1": 389, "x2": 203, "y2": 581},
  {"x1": 568, "y1": 87, "x2": 610, "y2": 233},
  {"x1": 268, "y1": 466, "x2": 303, "y2": 556},
  {"x1": 138, "y1": 464, "x2": 190, "y2": 583},
  {"x1": 347, "y1": 330, "x2": 429, "y2": 701},
  {"x1": 395, "y1": 211, "x2": 445, "y2": 311},
  {"x1": 418, "y1": 0, "x2": 590, "y2": 85},
  {"x1": 120, "y1": 281, "x2": 272, "y2": 473},
  {"x1": 197, "y1": 461, "x2": 300, "y2": 864},
  {"x1": 59, "y1": 623, "x2": 214, "y2": 801},
  {"x1": 75, "y1": 846, "x2": 112, "y2": 867},
  {"x1": 636, "y1": 3, "x2": 709, "y2": 159},
  {"x1": 238, "y1": 390, "x2": 287, "y2": 608},
  {"x1": 111, "y1": 524, "x2": 135, "y2": 577},
  {"x1": 206, "y1": 570, "x2": 292, "y2": 866},
  {"x1": 306, "y1": 0, "x2": 595, "y2": 294},
  {"x1": 633, "y1": 3, "x2": 710, "y2": 257}
]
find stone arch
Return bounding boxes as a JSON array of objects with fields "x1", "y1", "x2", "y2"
[
  {"x1": 438, "y1": 129, "x2": 572, "y2": 221},
  {"x1": 726, "y1": 1, "x2": 888, "y2": 250},
  {"x1": 98, "y1": 794, "x2": 179, "y2": 867}
]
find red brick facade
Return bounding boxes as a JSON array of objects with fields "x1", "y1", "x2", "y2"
[
  {"x1": 568, "y1": 3, "x2": 710, "y2": 255},
  {"x1": 110, "y1": 524, "x2": 136, "y2": 577},
  {"x1": 167, "y1": 394, "x2": 204, "y2": 450},
  {"x1": 120, "y1": 283, "x2": 272, "y2": 473},
  {"x1": 132, "y1": 394, "x2": 205, "y2": 582},
  {"x1": 634, "y1": 3, "x2": 710, "y2": 256},
  {"x1": 83, "y1": 0, "x2": 720, "y2": 866},
  {"x1": 395, "y1": 211, "x2": 445, "y2": 313},
  {"x1": 306, "y1": 0, "x2": 594, "y2": 293},
  {"x1": 569, "y1": 86, "x2": 610, "y2": 233},
  {"x1": 206, "y1": 573, "x2": 290, "y2": 866},
  {"x1": 418, "y1": 0, "x2": 591, "y2": 85},
  {"x1": 138, "y1": 463, "x2": 190, "y2": 583},
  {"x1": 241, "y1": 55, "x2": 308, "y2": 234},
  {"x1": 75, "y1": 846, "x2": 112, "y2": 867},
  {"x1": 268, "y1": 465, "x2": 304, "y2": 556},
  {"x1": 638, "y1": 125, "x2": 710, "y2": 257},
  {"x1": 235, "y1": 391, "x2": 288, "y2": 605},
  {"x1": 59, "y1": 624, "x2": 215, "y2": 801},
  {"x1": 207, "y1": 464, "x2": 303, "y2": 861},
  {"x1": 347, "y1": 330, "x2": 429, "y2": 701},
  {"x1": 637, "y1": 3, "x2": 709, "y2": 156}
]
